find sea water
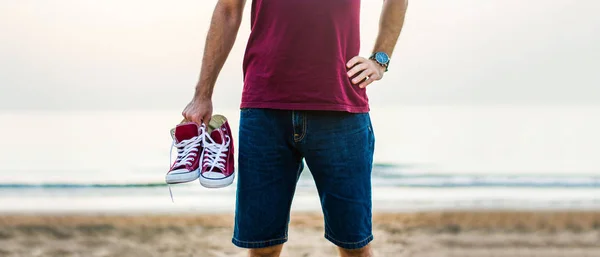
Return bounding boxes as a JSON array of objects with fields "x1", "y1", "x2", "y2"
[{"x1": 0, "y1": 106, "x2": 599, "y2": 213}]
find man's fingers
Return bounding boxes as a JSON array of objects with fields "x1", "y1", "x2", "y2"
[
  {"x1": 182, "y1": 111, "x2": 201, "y2": 125},
  {"x1": 347, "y1": 63, "x2": 368, "y2": 79},
  {"x1": 346, "y1": 56, "x2": 367, "y2": 69},
  {"x1": 346, "y1": 57, "x2": 358, "y2": 68},
  {"x1": 189, "y1": 116, "x2": 200, "y2": 125},
  {"x1": 202, "y1": 114, "x2": 212, "y2": 126},
  {"x1": 359, "y1": 77, "x2": 375, "y2": 88},
  {"x1": 182, "y1": 111, "x2": 192, "y2": 122},
  {"x1": 352, "y1": 69, "x2": 374, "y2": 85}
]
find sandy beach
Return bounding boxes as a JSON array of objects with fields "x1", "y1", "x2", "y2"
[{"x1": 0, "y1": 211, "x2": 598, "y2": 257}]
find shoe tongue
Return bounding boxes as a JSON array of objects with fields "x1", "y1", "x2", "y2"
[
  {"x1": 207, "y1": 115, "x2": 227, "y2": 144},
  {"x1": 209, "y1": 128, "x2": 224, "y2": 144},
  {"x1": 174, "y1": 123, "x2": 199, "y2": 143}
]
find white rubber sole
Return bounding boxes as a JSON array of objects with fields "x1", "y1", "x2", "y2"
[
  {"x1": 199, "y1": 173, "x2": 235, "y2": 188},
  {"x1": 165, "y1": 169, "x2": 200, "y2": 184}
]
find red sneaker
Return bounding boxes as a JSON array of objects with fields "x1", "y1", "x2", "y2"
[
  {"x1": 165, "y1": 122, "x2": 203, "y2": 184},
  {"x1": 199, "y1": 115, "x2": 235, "y2": 188}
]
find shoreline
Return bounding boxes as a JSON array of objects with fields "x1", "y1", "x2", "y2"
[
  {"x1": 4, "y1": 186, "x2": 600, "y2": 215},
  {"x1": 2, "y1": 210, "x2": 599, "y2": 230}
]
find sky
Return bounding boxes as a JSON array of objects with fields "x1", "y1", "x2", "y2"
[{"x1": 0, "y1": 0, "x2": 599, "y2": 110}]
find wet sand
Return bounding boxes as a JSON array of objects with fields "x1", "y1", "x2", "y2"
[{"x1": 0, "y1": 211, "x2": 599, "y2": 257}]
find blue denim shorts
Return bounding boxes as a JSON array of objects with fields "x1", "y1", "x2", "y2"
[{"x1": 232, "y1": 108, "x2": 375, "y2": 249}]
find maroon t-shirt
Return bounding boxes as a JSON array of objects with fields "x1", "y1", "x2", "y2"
[{"x1": 240, "y1": 0, "x2": 368, "y2": 113}]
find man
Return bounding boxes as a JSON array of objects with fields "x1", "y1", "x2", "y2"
[{"x1": 183, "y1": 0, "x2": 408, "y2": 256}]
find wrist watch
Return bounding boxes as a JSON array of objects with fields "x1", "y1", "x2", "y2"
[{"x1": 369, "y1": 52, "x2": 390, "y2": 72}]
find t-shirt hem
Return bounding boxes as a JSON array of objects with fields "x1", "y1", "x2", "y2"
[{"x1": 240, "y1": 102, "x2": 369, "y2": 113}]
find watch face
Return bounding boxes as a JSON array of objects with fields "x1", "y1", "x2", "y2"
[{"x1": 375, "y1": 52, "x2": 390, "y2": 64}]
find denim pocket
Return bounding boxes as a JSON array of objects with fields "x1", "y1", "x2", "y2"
[{"x1": 367, "y1": 114, "x2": 375, "y2": 151}]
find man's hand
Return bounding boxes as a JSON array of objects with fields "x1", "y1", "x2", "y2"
[
  {"x1": 182, "y1": 97, "x2": 213, "y2": 125},
  {"x1": 346, "y1": 56, "x2": 386, "y2": 89}
]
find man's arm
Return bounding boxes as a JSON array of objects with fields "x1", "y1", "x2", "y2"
[
  {"x1": 195, "y1": 0, "x2": 246, "y2": 100},
  {"x1": 183, "y1": 0, "x2": 246, "y2": 124},
  {"x1": 347, "y1": 0, "x2": 408, "y2": 88},
  {"x1": 373, "y1": 0, "x2": 409, "y2": 57}
]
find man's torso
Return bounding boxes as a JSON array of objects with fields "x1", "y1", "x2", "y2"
[{"x1": 241, "y1": 0, "x2": 368, "y2": 113}]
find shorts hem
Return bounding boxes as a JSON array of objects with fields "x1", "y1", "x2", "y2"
[
  {"x1": 324, "y1": 234, "x2": 373, "y2": 249},
  {"x1": 231, "y1": 237, "x2": 288, "y2": 249}
]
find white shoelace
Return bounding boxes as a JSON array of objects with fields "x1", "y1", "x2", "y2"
[
  {"x1": 168, "y1": 129, "x2": 203, "y2": 202},
  {"x1": 169, "y1": 136, "x2": 202, "y2": 170},
  {"x1": 202, "y1": 131, "x2": 230, "y2": 175}
]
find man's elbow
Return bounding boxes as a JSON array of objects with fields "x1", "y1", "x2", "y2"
[
  {"x1": 216, "y1": 0, "x2": 245, "y2": 26},
  {"x1": 388, "y1": 0, "x2": 409, "y2": 9}
]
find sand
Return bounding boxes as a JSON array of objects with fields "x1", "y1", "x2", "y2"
[{"x1": 0, "y1": 211, "x2": 599, "y2": 257}]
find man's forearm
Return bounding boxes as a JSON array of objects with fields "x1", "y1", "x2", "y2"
[
  {"x1": 195, "y1": 1, "x2": 245, "y2": 100},
  {"x1": 373, "y1": 0, "x2": 408, "y2": 56}
]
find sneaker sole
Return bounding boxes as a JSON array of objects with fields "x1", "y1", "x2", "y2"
[
  {"x1": 199, "y1": 173, "x2": 235, "y2": 188},
  {"x1": 165, "y1": 169, "x2": 200, "y2": 184}
]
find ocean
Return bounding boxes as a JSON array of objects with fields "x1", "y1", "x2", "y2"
[{"x1": 1, "y1": 106, "x2": 599, "y2": 213}]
